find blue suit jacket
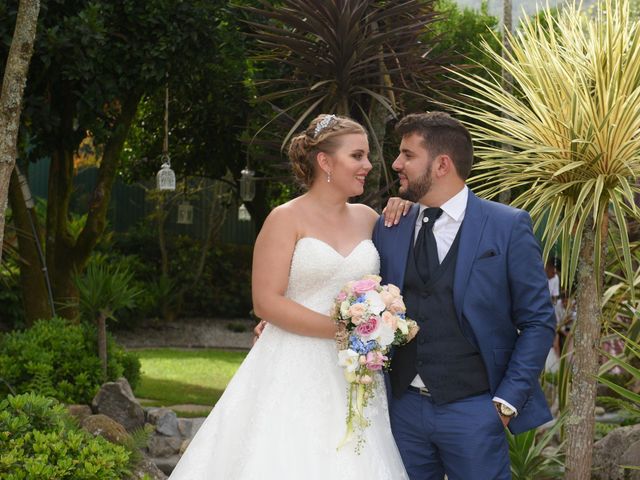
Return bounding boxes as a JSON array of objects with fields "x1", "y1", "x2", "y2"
[{"x1": 372, "y1": 190, "x2": 556, "y2": 434}]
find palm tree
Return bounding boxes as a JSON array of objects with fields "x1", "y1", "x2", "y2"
[
  {"x1": 74, "y1": 262, "x2": 142, "y2": 379},
  {"x1": 241, "y1": 0, "x2": 451, "y2": 202},
  {"x1": 445, "y1": 1, "x2": 640, "y2": 478}
]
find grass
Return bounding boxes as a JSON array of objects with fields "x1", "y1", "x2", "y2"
[{"x1": 132, "y1": 348, "x2": 247, "y2": 415}]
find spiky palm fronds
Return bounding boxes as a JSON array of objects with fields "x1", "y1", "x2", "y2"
[
  {"x1": 448, "y1": 0, "x2": 640, "y2": 291},
  {"x1": 242, "y1": 0, "x2": 450, "y2": 147}
]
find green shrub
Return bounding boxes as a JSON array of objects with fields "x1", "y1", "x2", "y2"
[
  {"x1": 0, "y1": 317, "x2": 140, "y2": 403},
  {"x1": 111, "y1": 225, "x2": 253, "y2": 320},
  {"x1": 0, "y1": 255, "x2": 25, "y2": 329},
  {"x1": 0, "y1": 393, "x2": 131, "y2": 479},
  {"x1": 185, "y1": 242, "x2": 253, "y2": 318}
]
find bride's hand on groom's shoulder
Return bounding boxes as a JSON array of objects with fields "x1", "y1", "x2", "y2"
[{"x1": 382, "y1": 197, "x2": 412, "y2": 227}]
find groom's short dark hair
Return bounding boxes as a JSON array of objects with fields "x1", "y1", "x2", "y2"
[{"x1": 395, "y1": 112, "x2": 474, "y2": 180}]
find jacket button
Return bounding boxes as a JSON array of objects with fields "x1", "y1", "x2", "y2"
[
  {"x1": 417, "y1": 360, "x2": 423, "y2": 366},
  {"x1": 419, "y1": 339, "x2": 425, "y2": 345},
  {"x1": 421, "y1": 292, "x2": 430, "y2": 298}
]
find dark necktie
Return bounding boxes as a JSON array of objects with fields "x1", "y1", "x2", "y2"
[{"x1": 414, "y1": 207, "x2": 443, "y2": 283}]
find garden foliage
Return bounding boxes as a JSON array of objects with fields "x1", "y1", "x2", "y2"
[
  {"x1": 0, "y1": 317, "x2": 140, "y2": 403},
  {"x1": 0, "y1": 393, "x2": 131, "y2": 479}
]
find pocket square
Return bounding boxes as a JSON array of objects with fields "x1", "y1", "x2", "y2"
[{"x1": 478, "y1": 249, "x2": 499, "y2": 259}]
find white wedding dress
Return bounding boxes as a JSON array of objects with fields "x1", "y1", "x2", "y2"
[{"x1": 169, "y1": 237, "x2": 408, "y2": 479}]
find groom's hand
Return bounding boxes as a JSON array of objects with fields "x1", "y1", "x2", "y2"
[{"x1": 498, "y1": 414, "x2": 511, "y2": 428}]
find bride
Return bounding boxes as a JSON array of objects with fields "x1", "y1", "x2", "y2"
[{"x1": 168, "y1": 114, "x2": 408, "y2": 479}]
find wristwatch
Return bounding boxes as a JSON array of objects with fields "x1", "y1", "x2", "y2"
[{"x1": 494, "y1": 401, "x2": 516, "y2": 418}]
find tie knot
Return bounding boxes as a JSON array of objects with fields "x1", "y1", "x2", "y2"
[{"x1": 421, "y1": 207, "x2": 443, "y2": 228}]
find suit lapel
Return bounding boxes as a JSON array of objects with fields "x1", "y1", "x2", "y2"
[
  {"x1": 453, "y1": 191, "x2": 488, "y2": 321},
  {"x1": 388, "y1": 204, "x2": 420, "y2": 290}
]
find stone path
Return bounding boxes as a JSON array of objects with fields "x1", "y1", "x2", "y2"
[{"x1": 114, "y1": 317, "x2": 255, "y2": 350}]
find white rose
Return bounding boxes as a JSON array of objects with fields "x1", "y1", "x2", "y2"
[
  {"x1": 373, "y1": 321, "x2": 395, "y2": 347},
  {"x1": 397, "y1": 318, "x2": 409, "y2": 335},
  {"x1": 364, "y1": 290, "x2": 385, "y2": 315},
  {"x1": 340, "y1": 300, "x2": 351, "y2": 318},
  {"x1": 338, "y1": 349, "x2": 360, "y2": 373}
]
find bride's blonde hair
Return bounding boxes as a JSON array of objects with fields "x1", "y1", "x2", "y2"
[{"x1": 288, "y1": 114, "x2": 366, "y2": 188}]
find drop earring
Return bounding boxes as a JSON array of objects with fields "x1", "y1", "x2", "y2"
[{"x1": 327, "y1": 171, "x2": 331, "y2": 183}]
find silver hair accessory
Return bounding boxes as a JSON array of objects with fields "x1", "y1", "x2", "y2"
[{"x1": 313, "y1": 114, "x2": 337, "y2": 138}]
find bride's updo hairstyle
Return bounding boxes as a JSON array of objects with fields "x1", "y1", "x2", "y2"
[{"x1": 288, "y1": 114, "x2": 366, "y2": 188}]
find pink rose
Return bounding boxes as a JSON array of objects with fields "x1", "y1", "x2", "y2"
[
  {"x1": 352, "y1": 279, "x2": 378, "y2": 295},
  {"x1": 388, "y1": 299, "x2": 406, "y2": 314},
  {"x1": 385, "y1": 284, "x2": 401, "y2": 297},
  {"x1": 348, "y1": 303, "x2": 367, "y2": 324},
  {"x1": 380, "y1": 291, "x2": 395, "y2": 308},
  {"x1": 355, "y1": 316, "x2": 379, "y2": 337},
  {"x1": 365, "y1": 351, "x2": 387, "y2": 371},
  {"x1": 336, "y1": 291, "x2": 348, "y2": 302},
  {"x1": 381, "y1": 311, "x2": 398, "y2": 330}
]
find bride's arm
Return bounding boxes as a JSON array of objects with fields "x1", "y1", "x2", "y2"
[{"x1": 252, "y1": 206, "x2": 336, "y2": 339}]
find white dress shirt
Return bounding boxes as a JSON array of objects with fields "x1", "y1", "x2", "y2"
[{"x1": 409, "y1": 186, "x2": 517, "y2": 415}]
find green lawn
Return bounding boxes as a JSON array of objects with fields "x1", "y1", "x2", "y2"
[{"x1": 133, "y1": 348, "x2": 247, "y2": 415}]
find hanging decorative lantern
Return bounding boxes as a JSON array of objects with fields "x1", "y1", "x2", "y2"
[
  {"x1": 238, "y1": 203, "x2": 252, "y2": 222},
  {"x1": 156, "y1": 82, "x2": 176, "y2": 191},
  {"x1": 177, "y1": 201, "x2": 194, "y2": 224},
  {"x1": 157, "y1": 155, "x2": 176, "y2": 191},
  {"x1": 239, "y1": 167, "x2": 256, "y2": 202}
]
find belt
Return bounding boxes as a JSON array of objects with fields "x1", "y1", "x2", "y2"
[{"x1": 408, "y1": 385, "x2": 431, "y2": 397}]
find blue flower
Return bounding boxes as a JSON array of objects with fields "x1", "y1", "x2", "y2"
[{"x1": 349, "y1": 335, "x2": 378, "y2": 354}]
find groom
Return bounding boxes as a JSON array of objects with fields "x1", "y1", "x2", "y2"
[{"x1": 373, "y1": 112, "x2": 556, "y2": 479}]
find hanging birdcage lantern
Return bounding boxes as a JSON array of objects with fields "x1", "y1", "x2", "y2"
[
  {"x1": 156, "y1": 83, "x2": 176, "y2": 191},
  {"x1": 238, "y1": 203, "x2": 252, "y2": 222},
  {"x1": 157, "y1": 154, "x2": 176, "y2": 191},
  {"x1": 177, "y1": 201, "x2": 194, "y2": 224},
  {"x1": 239, "y1": 167, "x2": 255, "y2": 202}
]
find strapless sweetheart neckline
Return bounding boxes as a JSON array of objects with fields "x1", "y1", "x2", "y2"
[{"x1": 296, "y1": 237, "x2": 374, "y2": 259}]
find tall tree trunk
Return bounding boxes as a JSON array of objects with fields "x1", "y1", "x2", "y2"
[
  {"x1": 565, "y1": 215, "x2": 608, "y2": 480},
  {"x1": 0, "y1": 0, "x2": 40, "y2": 262},
  {"x1": 8, "y1": 169, "x2": 50, "y2": 323},
  {"x1": 46, "y1": 92, "x2": 141, "y2": 319}
]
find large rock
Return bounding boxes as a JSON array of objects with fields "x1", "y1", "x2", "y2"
[
  {"x1": 148, "y1": 436, "x2": 183, "y2": 457},
  {"x1": 130, "y1": 453, "x2": 168, "y2": 480},
  {"x1": 67, "y1": 404, "x2": 93, "y2": 423},
  {"x1": 92, "y1": 377, "x2": 145, "y2": 432},
  {"x1": 177, "y1": 417, "x2": 205, "y2": 438},
  {"x1": 620, "y1": 440, "x2": 640, "y2": 480},
  {"x1": 81, "y1": 414, "x2": 131, "y2": 444},
  {"x1": 152, "y1": 455, "x2": 181, "y2": 476},
  {"x1": 147, "y1": 408, "x2": 179, "y2": 437},
  {"x1": 592, "y1": 424, "x2": 640, "y2": 480}
]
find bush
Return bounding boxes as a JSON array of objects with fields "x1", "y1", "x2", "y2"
[
  {"x1": 0, "y1": 317, "x2": 140, "y2": 404},
  {"x1": 187, "y1": 242, "x2": 253, "y2": 318},
  {"x1": 110, "y1": 225, "x2": 253, "y2": 320},
  {"x1": 0, "y1": 256, "x2": 25, "y2": 329},
  {"x1": 0, "y1": 393, "x2": 131, "y2": 479}
]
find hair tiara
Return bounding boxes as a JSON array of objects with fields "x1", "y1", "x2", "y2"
[{"x1": 313, "y1": 114, "x2": 337, "y2": 138}]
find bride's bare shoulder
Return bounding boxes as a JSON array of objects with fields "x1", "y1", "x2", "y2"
[
  {"x1": 259, "y1": 197, "x2": 305, "y2": 239},
  {"x1": 349, "y1": 202, "x2": 379, "y2": 224}
]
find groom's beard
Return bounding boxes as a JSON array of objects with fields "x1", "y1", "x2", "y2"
[{"x1": 399, "y1": 165, "x2": 433, "y2": 203}]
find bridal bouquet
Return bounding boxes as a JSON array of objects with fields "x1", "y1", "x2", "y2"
[{"x1": 332, "y1": 274, "x2": 419, "y2": 451}]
